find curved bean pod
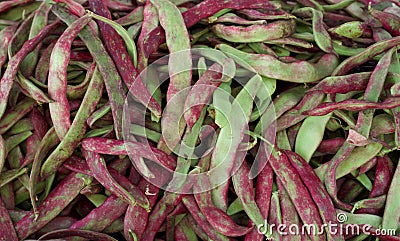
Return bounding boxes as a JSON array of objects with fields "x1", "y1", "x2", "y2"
[
  {"x1": 309, "y1": 72, "x2": 371, "y2": 94},
  {"x1": 329, "y1": 21, "x2": 366, "y2": 39},
  {"x1": 0, "y1": 24, "x2": 17, "y2": 74},
  {"x1": 201, "y1": 205, "x2": 253, "y2": 236},
  {"x1": 358, "y1": 157, "x2": 378, "y2": 176},
  {"x1": 142, "y1": 0, "x2": 282, "y2": 66},
  {"x1": 8, "y1": 13, "x2": 33, "y2": 57},
  {"x1": 53, "y1": 0, "x2": 86, "y2": 16},
  {"x1": 232, "y1": 161, "x2": 265, "y2": 235},
  {"x1": 372, "y1": 27, "x2": 392, "y2": 42},
  {"x1": 70, "y1": 194, "x2": 128, "y2": 231},
  {"x1": 332, "y1": 36, "x2": 400, "y2": 76},
  {"x1": 109, "y1": 168, "x2": 150, "y2": 210},
  {"x1": 166, "y1": 107, "x2": 208, "y2": 196},
  {"x1": 322, "y1": 0, "x2": 355, "y2": 11},
  {"x1": 150, "y1": 0, "x2": 192, "y2": 153},
  {"x1": 88, "y1": 0, "x2": 161, "y2": 119},
  {"x1": 182, "y1": 196, "x2": 230, "y2": 241},
  {"x1": 354, "y1": 47, "x2": 395, "y2": 148},
  {"x1": 0, "y1": 20, "x2": 59, "y2": 120},
  {"x1": 37, "y1": 229, "x2": 117, "y2": 241},
  {"x1": 115, "y1": 6, "x2": 144, "y2": 26},
  {"x1": 211, "y1": 20, "x2": 296, "y2": 43},
  {"x1": 210, "y1": 13, "x2": 266, "y2": 25},
  {"x1": 136, "y1": 1, "x2": 159, "y2": 72},
  {"x1": 20, "y1": 1, "x2": 51, "y2": 77},
  {"x1": 15, "y1": 172, "x2": 92, "y2": 239},
  {"x1": 238, "y1": 9, "x2": 295, "y2": 20},
  {"x1": 218, "y1": 44, "x2": 338, "y2": 83},
  {"x1": 192, "y1": 167, "x2": 252, "y2": 237},
  {"x1": 21, "y1": 133, "x2": 40, "y2": 168},
  {"x1": 16, "y1": 72, "x2": 53, "y2": 104},
  {"x1": 8, "y1": 118, "x2": 34, "y2": 135},
  {"x1": 268, "y1": 150, "x2": 325, "y2": 241},
  {"x1": 0, "y1": 135, "x2": 5, "y2": 174},
  {"x1": 66, "y1": 62, "x2": 96, "y2": 100},
  {"x1": 87, "y1": 11, "x2": 138, "y2": 67},
  {"x1": 265, "y1": 37, "x2": 314, "y2": 48},
  {"x1": 0, "y1": 168, "x2": 27, "y2": 189},
  {"x1": 324, "y1": 141, "x2": 374, "y2": 210},
  {"x1": 255, "y1": 85, "x2": 306, "y2": 134},
  {"x1": 124, "y1": 179, "x2": 161, "y2": 240},
  {"x1": 357, "y1": 155, "x2": 394, "y2": 215},
  {"x1": 210, "y1": 74, "x2": 263, "y2": 210},
  {"x1": 276, "y1": 91, "x2": 325, "y2": 131},
  {"x1": 40, "y1": 65, "x2": 104, "y2": 178},
  {"x1": 103, "y1": 0, "x2": 134, "y2": 10},
  {"x1": 353, "y1": 195, "x2": 386, "y2": 212},
  {"x1": 0, "y1": 0, "x2": 33, "y2": 13},
  {"x1": 48, "y1": 15, "x2": 92, "y2": 139},
  {"x1": 305, "y1": 96, "x2": 400, "y2": 116},
  {"x1": 316, "y1": 142, "x2": 382, "y2": 181},
  {"x1": 295, "y1": 113, "x2": 332, "y2": 162},
  {"x1": 29, "y1": 128, "x2": 59, "y2": 216},
  {"x1": 140, "y1": 196, "x2": 179, "y2": 241},
  {"x1": 34, "y1": 41, "x2": 56, "y2": 83},
  {"x1": 81, "y1": 137, "x2": 176, "y2": 171},
  {"x1": 0, "y1": 197, "x2": 18, "y2": 241},
  {"x1": 284, "y1": 150, "x2": 345, "y2": 240},
  {"x1": 268, "y1": 191, "x2": 282, "y2": 241},
  {"x1": 369, "y1": 156, "x2": 394, "y2": 198},
  {"x1": 277, "y1": 180, "x2": 302, "y2": 241},
  {"x1": 183, "y1": 0, "x2": 280, "y2": 27},
  {"x1": 184, "y1": 62, "x2": 223, "y2": 128},
  {"x1": 255, "y1": 149, "x2": 274, "y2": 220},
  {"x1": 83, "y1": 150, "x2": 149, "y2": 210},
  {"x1": 0, "y1": 98, "x2": 35, "y2": 135},
  {"x1": 63, "y1": 155, "x2": 92, "y2": 176},
  {"x1": 369, "y1": 8, "x2": 400, "y2": 36},
  {"x1": 52, "y1": 5, "x2": 126, "y2": 139},
  {"x1": 293, "y1": 7, "x2": 333, "y2": 53},
  {"x1": 248, "y1": 42, "x2": 278, "y2": 56},
  {"x1": 150, "y1": 0, "x2": 191, "y2": 101},
  {"x1": 382, "y1": 157, "x2": 400, "y2": 230},
  {"x1": 174, "y1": 215, "x2": 198, "y2": 241},
  {"x1": 316, "y1": 137, "x2": 345, "y2": 155},
  {"x1": 37, "y1": 216, "x2": 78, "y2": 235}
]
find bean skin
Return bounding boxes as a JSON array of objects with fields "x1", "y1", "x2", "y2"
[
  {"x1": 0, "y1": 21, "x2": 60, "y2": 120},
  {"x1": 211, "y1": 20, "x2": 296, "y2": 43}
]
